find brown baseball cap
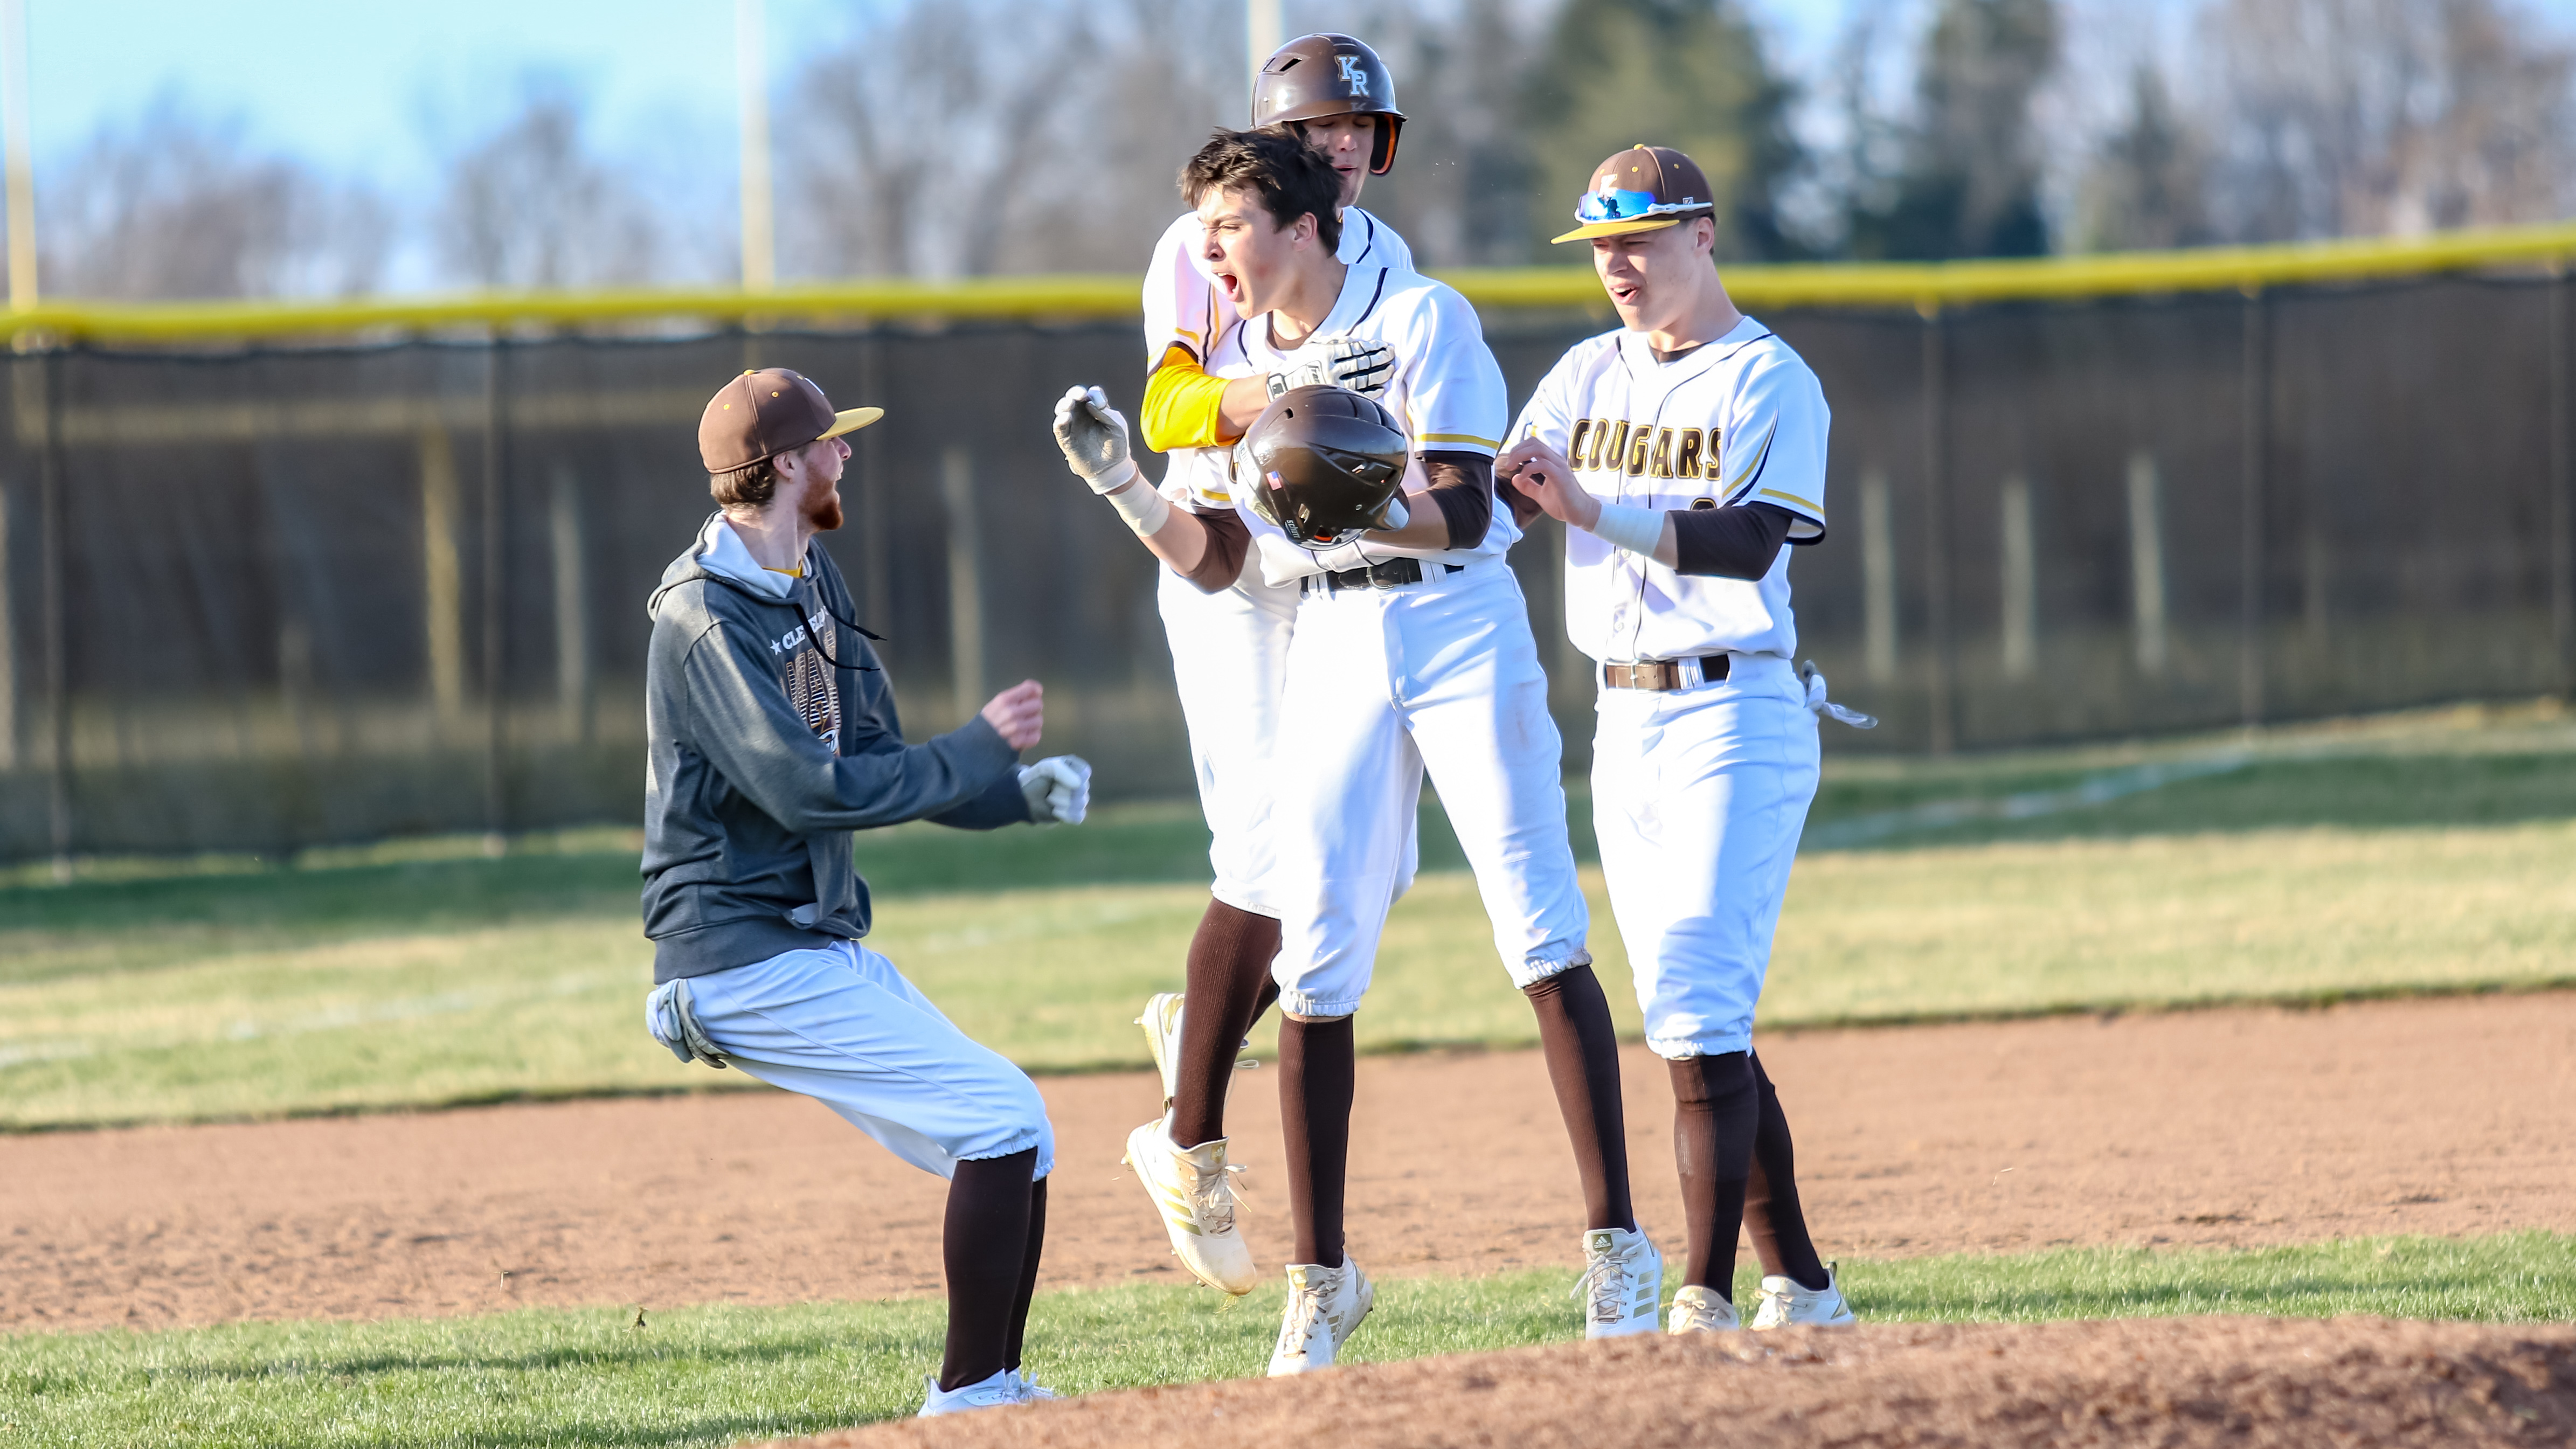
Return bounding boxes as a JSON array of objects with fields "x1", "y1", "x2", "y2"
[
  {"x1": 698, "y1": 368, "x2": 882, "y2": 472},
  {"x1": 1552, "y1": 144, "x2": 1716, "y2": 244}
]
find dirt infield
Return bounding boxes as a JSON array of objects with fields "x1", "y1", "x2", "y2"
[
  {"x1": 764, "y1": 1318, "x2": 2576, "y2": 1449},
  {"x1": 6, "y1": 992, "x2": 2573, "y2": 1332}
]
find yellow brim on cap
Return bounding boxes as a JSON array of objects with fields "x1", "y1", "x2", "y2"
[
  {"x1": 820, "y1": 406, "x2": 884, "y2": 439},
  {"x1": 1550, "y1": 217, "x2": 1681, "y2": 244}
]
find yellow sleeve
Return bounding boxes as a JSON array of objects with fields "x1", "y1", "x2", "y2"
[{"x1": 1140, "y1": 344, "x2": 1237, "y2": 453}]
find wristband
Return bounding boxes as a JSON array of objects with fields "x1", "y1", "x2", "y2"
[
  {"x1": 1104, "y1": 477, "x2": 1173, "y2": 536},
  {"x1": 1589, "y1": 502, "x2": 1667, "y2": 558}
]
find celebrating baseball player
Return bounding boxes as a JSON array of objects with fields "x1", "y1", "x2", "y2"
[
  {"x1": 640, "y1": 369, "x2": 1093, "y2": 1417},
  {"x1": 1054, "y1": 127, "x2": 1654, "y2": 1374},
  {"x1": 1499, "y1": 145, "x2": 1872, "y2": 1335},
  {"x1": 1115, "y1": 34, "x2": 1417, "y2": 1304}
]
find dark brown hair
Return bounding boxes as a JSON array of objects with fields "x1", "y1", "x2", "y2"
[
  {"x1": 711, "y1": 456, "x2": 778, "y2": 508},
  {"x1": 1179, "y1": 126, "x2": 1342, "y2": 253}
]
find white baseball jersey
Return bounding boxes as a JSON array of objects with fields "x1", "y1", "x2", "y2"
[
  {"x1": 1203, "y1": 262, "x2": 1514, "y2": 586},
  {"x1": 1138, "y1": 207, "x2": 1419, "y2": 915},
  {"x1": 1144, "y1": 206, "x2": 1412, "y2": 519},
  {"x1": 1511, "y1": 316, "x2": 1830, "y2": 661},
  {"x1": 1142, "y1": 205, "x2": 1412, "y2": 371}
]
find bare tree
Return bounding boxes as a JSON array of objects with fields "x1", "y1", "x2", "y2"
[
  {"x1": 779, "y1": 0, "x2": 1123, "y2": 279},
  {"x1": 433, "y1": 78, "x2": 663, "y2": 289},
  {"x1": 2200, "y1": 0, "x2": 2576, "y2": 240},
  {"x1": 41, "y1": 91, "x2": 390, "y2": 299}
]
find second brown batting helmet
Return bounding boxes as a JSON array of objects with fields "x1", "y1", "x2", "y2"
[
  {"x1": 1254, "y1": 33, "x2": 1405, "y2": 175},
  {"x1": 1234, "y1": 385, "x2": 1410, "y2": 546}
]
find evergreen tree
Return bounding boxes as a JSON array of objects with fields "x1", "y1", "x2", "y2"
[
  {"x1": 1846, "y1": 0, "x2": 2059, "y2": 260},
  {"x1": 1520, "y1": 0, "x2": 1804, "y2": 261}
]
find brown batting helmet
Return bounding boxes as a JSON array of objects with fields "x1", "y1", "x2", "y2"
[
  {"x1": 1234, "y1": 385, "x2": 1410, "y2": 546},
  {"x1": 1253, "y1": 33, "x2": 1406, "y2": 175}
]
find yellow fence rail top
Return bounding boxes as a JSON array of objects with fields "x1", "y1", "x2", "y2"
[{"x1": 9, "y1": 219, "x2": 2574, "y2": 343}]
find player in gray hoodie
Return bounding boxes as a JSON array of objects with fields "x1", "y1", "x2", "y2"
[{"x1": 642, "y1": 368, "x2": 1091, "y2": 1417}]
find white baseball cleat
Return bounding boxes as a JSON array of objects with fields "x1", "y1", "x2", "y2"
[
  {"x1": 916, "y1": 1369, "x2": 1027, "y2": 1416},
  {"x1": 1572, "y1": 1225, "x2": 1663, "y2": 1339},
  {"x1": 1135, "y1": 992, "x2": 1185, "y2": 1108},
  {"x1": 1267, "y1": 1258, "x2": 1374, "y2": 1376},
  {"x1": 1667, "y1": 1284, "x2": 1742, "y2": 1334},
  {"x1": 1749, "y1": 1261, "x2": 1857, "y2": 1330},
  {"x1": 1122, "y1": 1119, "x2": 1259, "y2": 1295}
]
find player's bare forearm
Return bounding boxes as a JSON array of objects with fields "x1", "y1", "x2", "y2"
[
  {"x1": 1498, "y1": 440, "x2": 1679, "y2": 568},
  {"x1": 1217, "y1": 374, "x2": 1272, "y2": 435}
]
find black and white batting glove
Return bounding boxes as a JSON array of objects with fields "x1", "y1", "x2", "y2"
[
  {"x1": 1019, "y1": 755, "x2": 1092, "y2": 825},
  {"x1": 1052, "y1": 385, "x2": 1137, "y2": 493},
  {"x1": 1269, "y1": 334, "x2": 1394, "y2": 401}
]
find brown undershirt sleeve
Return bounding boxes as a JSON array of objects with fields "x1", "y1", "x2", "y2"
[
  {"x1": 1495, "y1": 472, "x2": 1543, "y2": 530},
  {"x1": 1420, "y1": 450, "x2": 1496, "y2": 551},
  {"x1": 1180, "y1": 505, "x2": 1252, "y2": 593},
  {"x1": 1671, "y1": 502, "x2": 1796, "y2": 580}
]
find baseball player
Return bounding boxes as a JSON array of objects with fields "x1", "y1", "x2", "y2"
[
  {"x1": 1054, "y1": 128, "x2": 1655, "y2": 1375},
  {"x1": 640, "y1": 369, "x2": 1095, "y2": 1417},
  {"x1": 1500, "y1": 145, "x2": 1871, "y2": 1335},
  {"x1": 1119, "y1": 32, "x2": 1417, "y2": 1299}
]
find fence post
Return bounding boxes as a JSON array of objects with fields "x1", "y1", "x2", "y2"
[
  {"x1": 942, "y1": 447, "x2": 985, "y2": 723},
  {"x1": 551, "y1": 466, "x2": 590, "y2": 745},
  {"x1": 0, "y1": 476, "x2": 13, "y2": 772},
  {"x1": 1999, "y1": 473, "x2": 2035, "y2": 680},
  {"x1": 1919, "y1": 307, "x2": 1957, "y2": 754},
  {"x1": 480, "y1": 341, "x2": 508, "y2": 854},
  {"x1": 1861, "y1": 468, "x2": 1897, "y2": 684},
  {"x1": 858, "y1": 336, "x2": 892, "y2": 641},
  {"x1": 2240, "y1": 288, "x2": 2268, "y2": 730},
  {"x1": 420, "y1": 428, "x2": 465, "y2": 729},
  {"x1": 2127, "y1": 452, "x2": 2169, "y2": 675},
  {"x1": 2550, "y1": 265, "x2": 2573, "y2": 696},
  {"x1": 35, "y1": 349, "x2": 66, "y2": 879}
]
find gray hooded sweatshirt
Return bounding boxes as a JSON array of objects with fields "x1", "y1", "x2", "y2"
[{"x1": 641, "y1": 513, "x2": 1030, "y2": 982}]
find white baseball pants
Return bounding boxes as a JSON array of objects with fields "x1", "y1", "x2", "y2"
[
  {"x1": 1158, "y1": 567, "x2": 1415, "y2": 918},
  {"x1": 1270, "y1": 559, "x2": 1591, "y2": 1018},
  {"x1": 652, "y1": 940, "x2": 1054, "y2": 1180},
  {"x1": 1591, "y1": 652, "x2": 1819, "y2": 1059}
]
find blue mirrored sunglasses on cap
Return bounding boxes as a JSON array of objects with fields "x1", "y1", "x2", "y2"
[{"x1": 1574, "y1": 186, "x2": 1700, "y2": 224}]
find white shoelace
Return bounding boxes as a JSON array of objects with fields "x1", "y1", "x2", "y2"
[
  {"x1": 1754, "y1": 1281, "x2": 1797, "y2": 1325},
  {"x1": 1277, "y1": 1273, "x2": 1333, "y2": 1356},
  {"x1": 1571, "y1": 1242, "x2": 1644, "y2": 1324},
  {"x1": 1189, "y1": 1161, "x2": 1251, "y2": 1234}
]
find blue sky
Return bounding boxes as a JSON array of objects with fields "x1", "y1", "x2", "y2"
[
  {"x1": 21, "y1": 0, "x2": 1859, "y2": 194},
  {"x1": 19, "y1": 0, "x2": 2576, "y2": 283}
]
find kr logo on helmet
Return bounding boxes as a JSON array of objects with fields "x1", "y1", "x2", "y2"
[{"x1": 1337, "y1": 54, "x2": 1368, "y2": 95}]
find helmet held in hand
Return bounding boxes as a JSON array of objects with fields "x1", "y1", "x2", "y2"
[{"x1": 1233, "y1": 385, "x2": 1409, "y2": 547}]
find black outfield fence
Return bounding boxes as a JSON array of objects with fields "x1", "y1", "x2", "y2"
[{"x1": 1, "y1": 261, "x2": 2571, "y2": 862}]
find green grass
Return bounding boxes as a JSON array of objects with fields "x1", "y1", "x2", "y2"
[
  {"x1": 3, "y1": 1233, "x2": 2567, "y2": 1448},
  {"x1": 5, "y1": 710, "x2": 2576, "y2": 1129}
]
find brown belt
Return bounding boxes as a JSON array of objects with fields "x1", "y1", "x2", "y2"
[{"x1": 1601, "y1": 654, "x2": 1732, "y2": 691}]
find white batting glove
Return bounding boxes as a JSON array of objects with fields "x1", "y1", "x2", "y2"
[
  {"x1": 1051, "y1": 386, "x2": 1138, "y2": 493},
  {"x1": 1018, "y1": 755, "x2": 1092, "y2": 825},
  {"x1": 1269, "y1": 334, "x2": 1394, "y2": 400}
]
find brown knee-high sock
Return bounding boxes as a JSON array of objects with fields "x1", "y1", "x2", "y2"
[
  {"x1": 1169, "y1": 899, "x2": 1283, "y2": 1148},
  {"x1": 1669, "y1": 1052, "x2": 1758, "y2": 1299},
  {"x1": 1003, "y1": 1175, "x2": 1049, "y2": 1371},
  {"x1": 1522, "y1": 965, "x2": 1635, "y2": 1232},
  {"x1": 1744, "y1": 1053, "x2": 1829, "y2": 1291},
  {"x1": 1278, "y1": 1015, "x2": 1355, "y2": 1268},
  {"x1": 939, "y1": 1148, "x2": 1038, "y2": 1390}
]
